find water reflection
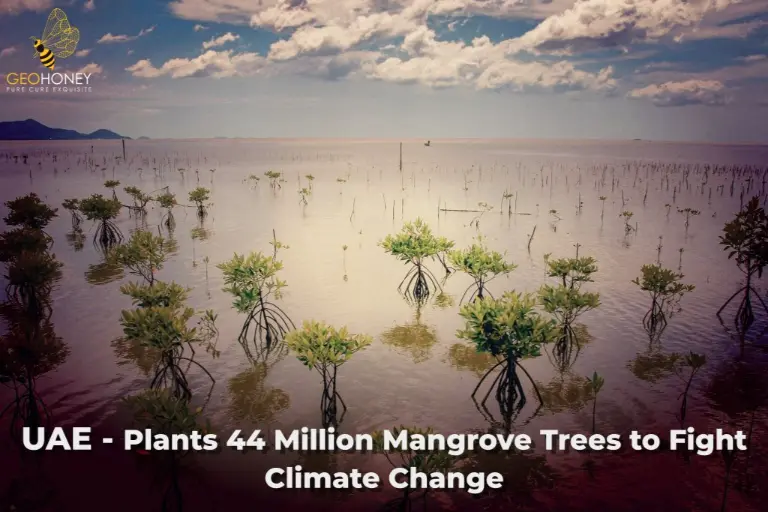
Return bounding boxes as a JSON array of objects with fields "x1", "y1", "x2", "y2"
[
  {"x1": 85, "y1": 259, "x2": 125, "y2": 286},
  {"x1": 380, "y1": 307, "x2": 438, "y2": 363},
  {"x1": 537, "y1": 372, "x2": 592, "y2": 414},
  {"x1": 446, "y1": 343, "x2": 496, "y2": 377},
  {"x1": 227, "y1": 362, "x2": 290, "y2": 424}
]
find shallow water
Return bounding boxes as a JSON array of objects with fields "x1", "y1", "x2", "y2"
[{"x1": 1, "y1": 138, "x2": 767, "y2": 511}]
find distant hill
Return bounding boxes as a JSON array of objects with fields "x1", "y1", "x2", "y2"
[{"x1": 0, "y1": 119, "x2": 129, "y2": 141}]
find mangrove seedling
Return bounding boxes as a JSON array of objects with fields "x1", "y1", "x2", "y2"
[
  {"x1": 677, "y1": 207, "x2": 700, "y2": 231},
  {"x1": 717, "y1": 196, "x2": 768, "y2": 330},
  {"x1": 448, "y1": 236, "x2": 516, "y2": 303},
  {"x1": 632, "y1": 264, "x2": 694, "y2": 338},
  {"x1": 371, "y1": 426, "x2": 456, "y2": 510},
  {"x1": 123, "y1": 186, "x2": 153, "y2": 215},
  {"x1": 188, "y1": 187, "x2": 211, "y2": 219},
  {"x1": 599, "y1": 196, "x2": 607, "y2": 219},
  {"x1": 110, "y1": 230, "x2": 174, "y2": 286},
  {"x1": 380, "y1": 218, "x2": 452, "y2": 304},
  {"x1": 217, "y1": 252, "x2": 295, "y2": 360},
  {"x1": 548, "y1": 209, "x2": 561, "y2": 231},
  {"x1": 121, "y1": 280, "x2": 190, "y2": 309},
  {"x1": 298, "y1": 187, "x2": 310, "y2": 206},
  {"x1": 676, "y1": 352, "x2": 705, "y2": 424},
  {"x1": 120, "y1": 302, "x2": 217, "y2": 401},
  {"x1": 620, "y1": 211, "x2": 635, "y2": 234},
  {"x1": 539, "y1": 255, "x2": 600, "y2": 371},
  {"x1": 104, "y1": 179, "x2": 120, "y2": 200},
  {"x1": 155, "y1": 191, "x2": 178, "y2": 230},
  {"x1": 265, "y1": 170, "x2": 282, "y2": 189},
  {"x1": 62, "y1": 198, "x2": 82, "y2": 229},
  {"x1": 285, "y1": 320, "x2": 372, "y2": 427},
  {"x1": 586, "y1": 371, "x2": 605, "y2": 434},
  {"x1": 458, "y1": 292, "x2": 558, "y2": 424},
  {"x1": 78, "y1": 193, "x2": 124, "y2": 249},
  {"x1": 305, "y1": 174, "x2": 315, "y2": 190}
]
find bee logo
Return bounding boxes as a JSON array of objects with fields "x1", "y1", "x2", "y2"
[{"x1": 30, "y1": 8, "x2": 80, "y2": 71}]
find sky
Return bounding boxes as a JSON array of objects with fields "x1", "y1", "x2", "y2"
[{"x1": 0, "y1": 0, "x2": 767, "y2": 142}]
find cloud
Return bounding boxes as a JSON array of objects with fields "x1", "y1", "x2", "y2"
[
  {"x1": 98, "y1": 26, "x2": 156, "y2": 44},
  {"x1": 84, "y1": 0, "x2": 95, "y2": 11},
  {"x1": 512, "y1": 0, "x2": 748, "y2": 54},
  {"x1": 738, "y1": 55, "x2": 767, "y2": 63},
  {"x1": 0, "y1": 0, "x2": 52, "y2": 15},
  {"x1": 674, "y1": 19, "x2": 767, "y2": 41},
  {"x1": 0, "y1": 47, "x2": 17, "y2": 58},
  {"x1": 77, "y1": 63, "x2": 103, "y2": 75},
  {"x1": 194, "y1": 24, "x2": 208, "y2": 31},
  {"x1": 75, "y1": 48, "x2": 92, "y2": 57},
  {"x1": 202, "y1": 32, "x2": 240, "y2": 49},
  {"x1": 126, "y1": 49, "x2": 266, "y2": 78},
  {"x1": 628, "y1": 80, "x2": 729, "y2": 107}
]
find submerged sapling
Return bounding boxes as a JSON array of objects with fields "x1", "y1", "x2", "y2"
[
  {"x1": 448, "y1": 236, "x2": 516, "y2": 303},
  {"x1": 632, "y1": 264, "x2": 694, "y2": 337},
  {"x1": 188, "y1": 187, "x2": 211, "y2": 219}
]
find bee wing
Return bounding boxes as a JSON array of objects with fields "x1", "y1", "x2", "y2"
[
  {"x1": 49, "y1": 27, "x2": 80, "y2": 59},
  {"x1": 41, "y1": 8, "x2": 68, "y2": 43},
  {"x1": 41, "y1": 9, "x2": 80, "y2": 59}
]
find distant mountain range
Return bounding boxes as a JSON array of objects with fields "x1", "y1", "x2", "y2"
[{"x1": 0, "y1": 119, "x2": 128, "y2": 141}]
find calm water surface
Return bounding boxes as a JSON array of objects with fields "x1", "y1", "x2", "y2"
[{"x1": 0, "y1": 138, "x2": 767, "y2": 511}]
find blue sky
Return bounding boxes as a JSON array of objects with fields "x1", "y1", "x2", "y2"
[{"x1": 0, "y1": 0, "x2": 767, "y2": 142}]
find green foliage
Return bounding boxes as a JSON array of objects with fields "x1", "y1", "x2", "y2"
[
  {"x1": 586, "y1": 371, "x2": 604, "y2": 396},
  {"x1": 123, "y1": 186, "x2": 152, "y2": 207},
  {"x1": 78, "y1": 194, "x2": 122, "y2": 221},
  {"x1": 539, "y1": 255, "x2": 600, "y2": 325},
  {"x1": 380, "y1": 218, "x2": 454, "y2": 265},
  {"x1": 543, "y1": 255, "x2": 598, "y2": 289},
  {"x1": 448, "y1": 237, "x2": 516, "y2": 285},
  {"x1": 285, "y1": 320, "x2": 372, "y2": 371},
  {"x1": 457, "y1": 292, "x2": 558, "y2": 360},
  {"x1": 109, "y1": 230, "x2": 173, "y2": 285},
  {"x1": 104, "y1": 180, "x2": 120, "y2": 189},
  {"x1": 121, "y1": 306, "x2": 198, "y2": 352},
  {"x1": 3, "y1": 193, "x2": 58, "y2": 230},
  {"x1": 265, "y1": 171, "x2": 282, "y2": 188},
  {"x1": 539, "y1": 285, "x2": 600, "y2": 325},
  {"x1": 632, "y1": 264, "x2": 694, "y2": 304},
  {"x1": 188, "y1": 187, "x2": 210, "y2": 207},
  {"x1": 720, "y1": 196, "x2": 768, "y2": 278},
  {"x1": 217, "y1": 252, "x2": 286, "y2": 313},
  {"x1": 120, "y1": 281, "x2": 190, "y2": 308},
  {"x1": 62, "y1": 198, "x2": 80, "y2": 211},
  {"x1": 155, "y1": 192, "x2": 177, "y2": 209}
]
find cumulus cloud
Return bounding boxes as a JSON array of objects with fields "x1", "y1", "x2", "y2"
[
  {"x1": 0, "y1": 47, "x2": 17, "y2": 58},
  {"x1": 0, "y1": 0, "x2": 52, "y2": 15},
  {"x1": 98, "y1": 26, "x2": 156, "y2": 44},
  {"x1": 77, "y1": 63, "x2": 103, "y2": 75},
  {"x1": 75, "y1": 49, "x2": 92, "y2": 57},
  {"x1": 628, "y1": 80, "x2": 729, "y2": 106},
  {"x1": 126, "y1": 50, "x2": 266, "y2": 78},
  {"x1": 194, "y1": 24, "x2": 208, "y2": 31},
  {"x1": 513, "y1": 0, "x2": 748, "y2": 54},
  {"x1": 202, "y1": 32, "x2": 240, "y2": 49}
]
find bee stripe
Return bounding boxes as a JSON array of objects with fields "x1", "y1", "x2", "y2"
[
  {"x1": 44, "y1": 59, "x2": 55, "y2": 70},
  {"x1": 41, "y1": 53, "x2": 55, "y2": 65},
  {"x1": 40, "y1": 48, "x2": 52, "y2": 58}
]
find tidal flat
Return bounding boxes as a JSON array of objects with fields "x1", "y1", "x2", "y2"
[{"x1": 0, "y1": 138, "x2": 766, "y2": 511}]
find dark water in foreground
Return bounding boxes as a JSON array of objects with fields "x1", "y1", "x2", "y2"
[{"x1": 0, "y1": 138, "x2": 767, "y2": 511}]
